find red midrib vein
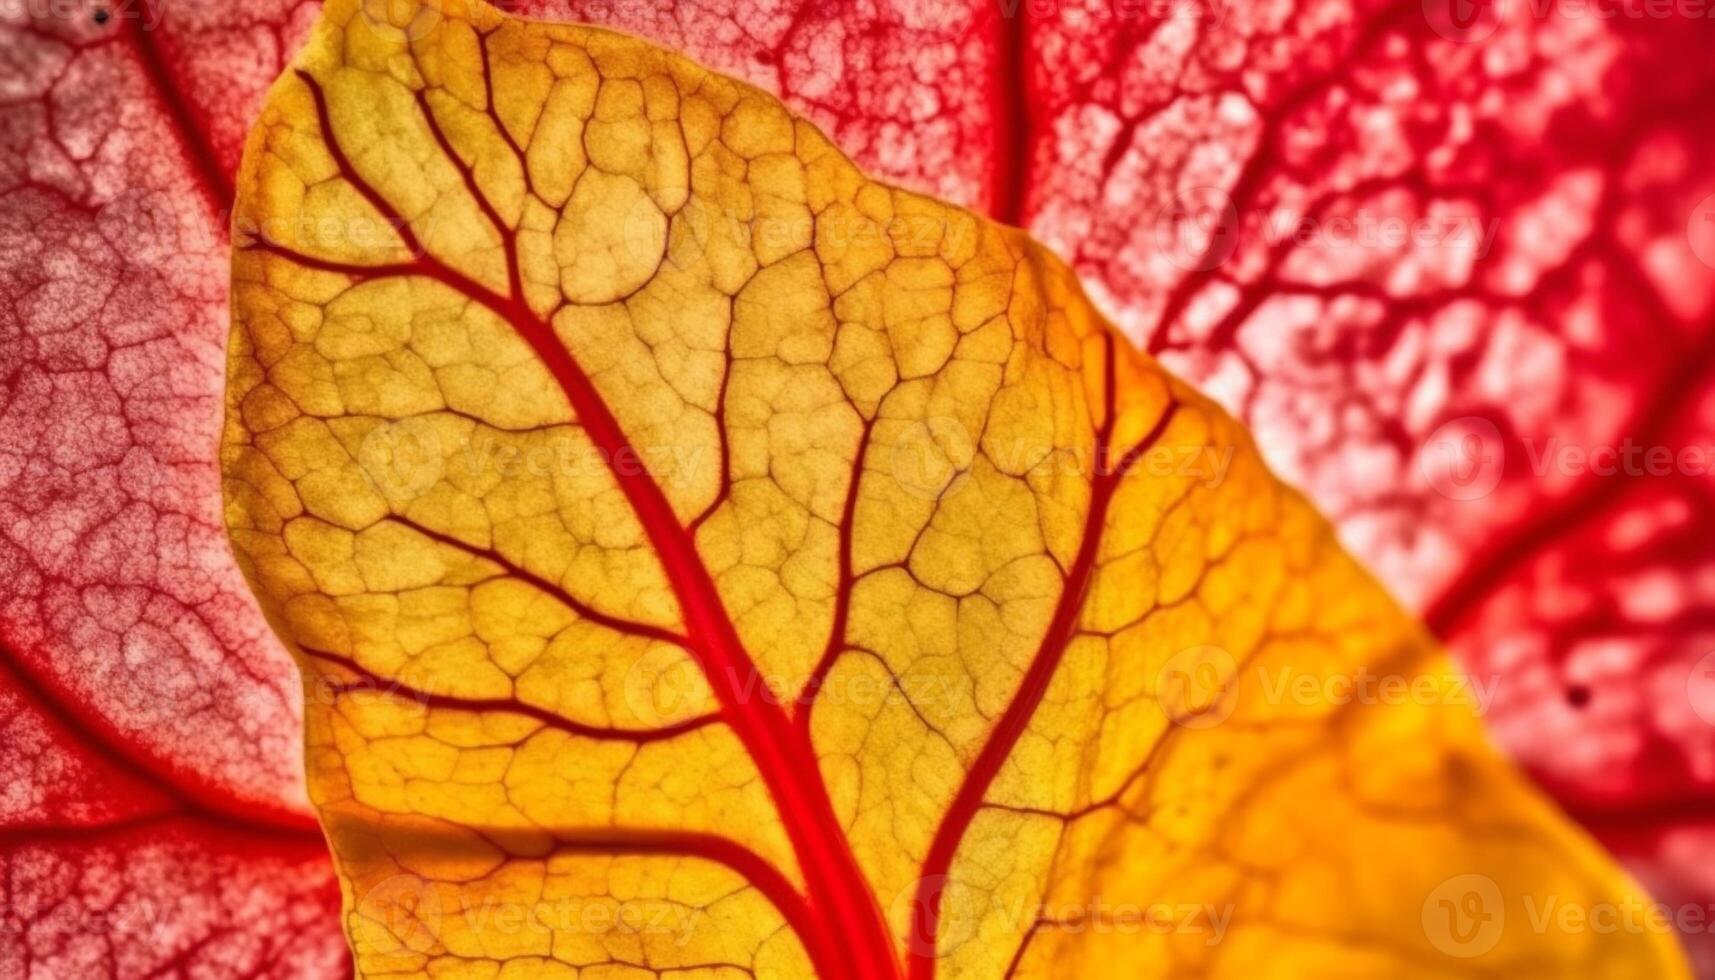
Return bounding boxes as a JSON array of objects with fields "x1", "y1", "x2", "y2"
[
  {"x1": 908, "y1": 336, "x2": 1180, "y2": 980},
  {"x1": 125, "y1": 0, "x2": 234, "y2": 208},
  {"x1": 283, "y1": 69, "x2": 901, "y2": 980},
  {"x1": 483, "y1": 289, "x2": 901, "y2": 980}
]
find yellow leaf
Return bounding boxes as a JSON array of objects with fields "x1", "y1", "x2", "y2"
[{"x1": 221, "y1": 1, "x2": 1691, "y2": 977}]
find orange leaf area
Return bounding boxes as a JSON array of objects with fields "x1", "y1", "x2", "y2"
[{"x1": 219, "y1": 1, "x2": 1691, "y2": 977}]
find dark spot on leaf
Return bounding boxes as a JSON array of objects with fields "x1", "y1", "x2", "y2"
[{"x1": 93, "y1": 8, "x2": 110, "y2": 24}]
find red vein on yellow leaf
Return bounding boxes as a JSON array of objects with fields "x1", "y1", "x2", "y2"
[
  {"x1": 299, "y1": 646, "x2": 718, "y2": 743},
  {"x1": 795, "y1": 416, "x2": 877, "y2": 725},
  {"x1": 381, "y1": 515, "x2": 691, "y2": 648},
  {"x1": 690, "y1": 361, "x2": 735, "y2": 534},
  {"x1": 477, "y1": 27, "x2": 539, "y2": 200},
  {"x1": 908, "y1": 333, "x2": 1181, "y2": 979},
  {"x1": 415, "y1": 86, "x2": 526, "y2": 303},
  {"x1": 261, "y1": 69, "x2": 904, "y2": 980},
  {"x1": 545, "y1": 826, "x2": 823, "y2": 955}
]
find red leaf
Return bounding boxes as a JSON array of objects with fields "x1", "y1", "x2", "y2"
[
  {"x1": 1, "y1": 1, "x2": 343, "y2": 974},
  {"x1": 3, "y1": 0, "x2": 1712, "y2": 975}
]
